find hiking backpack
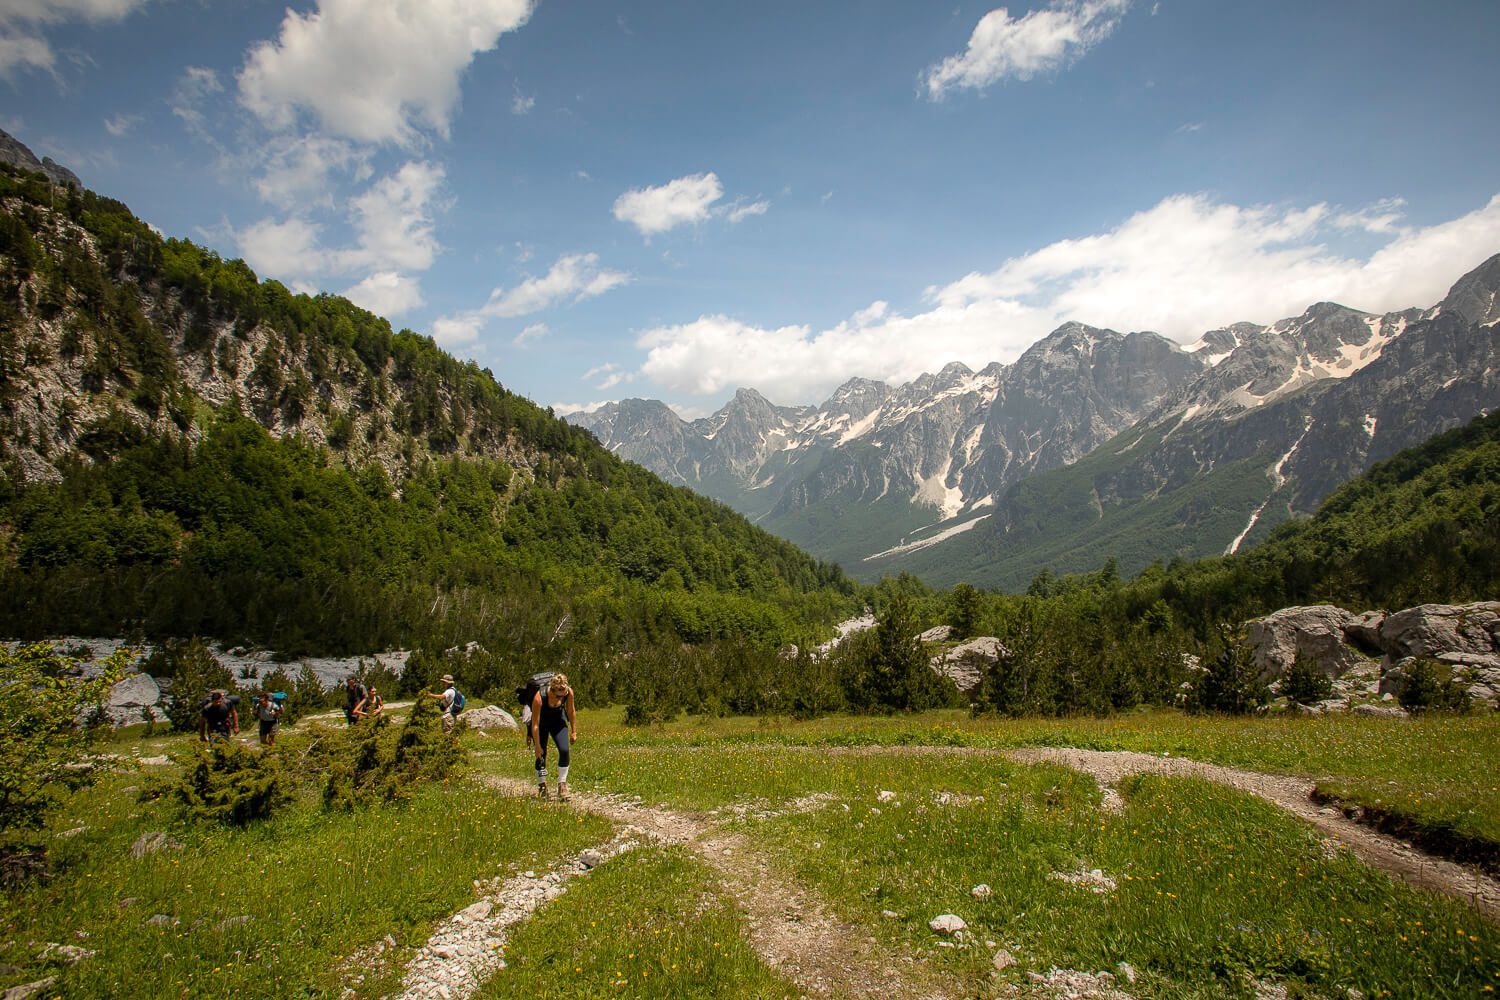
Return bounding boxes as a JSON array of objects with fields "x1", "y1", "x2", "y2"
[
  {"x1": 450, "y1": 689, "x2": 466, "y2": 714},
  {"x1": 515, "y1": 671, "x2": 556, "y2": 711}
]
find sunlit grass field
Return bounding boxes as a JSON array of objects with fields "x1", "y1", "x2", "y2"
[{"x1": 3, "y1": 706, "x2": 1496, "y2": 998}]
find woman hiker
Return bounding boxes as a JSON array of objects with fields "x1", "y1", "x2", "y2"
[{"x1": 531, "y1": 672, "x2": 577, "y2": 801}]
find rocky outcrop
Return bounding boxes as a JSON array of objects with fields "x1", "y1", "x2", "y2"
[
  {"x1": 1243, "y1": 606, "x2": 1376, "y2": 682},
  {"x1": 105, "y1": 672, "x2": 163, "y2": 725},
  {"x1": 1242, "y1": 601, "x2": 1500, "y2": 709},
  {"x1": 928, "y1": 636, "x2": 1007, "y2": 696},
  {"x1": 0, "y1": 129, "x2": 82, "y2": 189}
]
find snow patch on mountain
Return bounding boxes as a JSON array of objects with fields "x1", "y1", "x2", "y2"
[{"x1": 865, "y1": 515, "x2": 991, "y2": 561}]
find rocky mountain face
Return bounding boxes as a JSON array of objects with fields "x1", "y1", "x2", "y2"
[
  {"x1": 0, "y1": 149, "x2": 556, "y2": 490},
  {"x1": 0, "y1": 129, "x2": 82, "y2": 190},
  {"x1": 571, "y1": 254, "x2": 1500, "y2": 583}
]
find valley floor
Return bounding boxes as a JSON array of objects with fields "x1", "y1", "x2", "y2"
[{"x1": 4, "y1": 708, "x2": 1498, "y2": 999}]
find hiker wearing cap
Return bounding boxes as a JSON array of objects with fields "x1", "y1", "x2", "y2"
[
  {"x1": 200, "y1": 689, "x2": 238, "y2": 745},
  {"x1": 343, "y1": 676, "x2": 367, "y2": 727},
  {"x1": 531, "y1": 672, "x2": 577, "y2": 801},
  {"x1": 426, "y1": 674, "x2": 461, "y2": 733}
]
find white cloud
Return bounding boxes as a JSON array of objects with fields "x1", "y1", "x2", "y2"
[
  {"x1": 431, "y1": 252, "x2": 629, "y2": 346},
  {"x1": 253, "y1": 133, "x2": 370, "y2": 208},
  {"x1": 925, "y1": 0, "x2": 1131, "y2": 98},
  {"x1": 632, "y1": 192, "x2": 1500, "y2": 404},
  {"x1": 726, "y1": 199, "x2": 770, "y2": 224},
  {"x1": 237, "y1": 161, "x2": 446, "y2": 296},
  {"x1": 103, "y1": 112, "x2": 140, "y2": 137},
  {"x1": 238, "y1": 0, "x2": 534, "y2": 146},
  {"x1": 342, "y1": 270, "x2": 424, "y2": 317},
  {"x1": 347, "y1": 160, "x2": 446, "y2": 272},
  {"x1": 0, "y1": 0, "x2": 147, "y2": 78},
  {"x1": 613, "y1": 172, "x2": 724, "y2": 236},
  {"x1": 552, "y1": 399, "x2": 611, "y2": 416},
  {"x1": 0, "y1": 32, "x2": 51, "y2": 78},
  {"x1": 513, "y1": 322, "x2": 548, "y2": 346},
  {"x1": 511, "y1": 86, "x2": 535, "y2": 115},
  {"x1": 169, "y1": 66, "x2": 223, "y2": 139}
]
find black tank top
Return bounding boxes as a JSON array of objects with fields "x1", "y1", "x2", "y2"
[{"x1": 540, "y1": 692, "x2": 568, "y2": 731}]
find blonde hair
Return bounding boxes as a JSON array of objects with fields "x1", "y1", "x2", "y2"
[{"x1": 548, "y1": 672, "x2": 570, "y2": 693}]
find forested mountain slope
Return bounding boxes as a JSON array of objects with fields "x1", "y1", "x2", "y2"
[{"x1": 0, "y1": 162, "x2": 854, "y2": 668}]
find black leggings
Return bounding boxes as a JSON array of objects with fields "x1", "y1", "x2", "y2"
[{"x1": 535, "y1": 724, "x2": 570, "y2": 772}]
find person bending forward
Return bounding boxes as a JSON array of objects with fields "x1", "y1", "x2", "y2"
[{"x1": 531, "y1": 673, "x2": 577, "y2": 801}]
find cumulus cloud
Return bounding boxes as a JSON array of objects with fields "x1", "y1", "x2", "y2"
[
  {"x1": 613, "y1": 172, "x2": 725, "y2": 236},
  {"x1": 430, "y1": 253, "x2": 630, "y2": 346},
  {"x1": 343, "y1": 270, "x2": 424, "y2": 317},
  {"x1": 236, "y1": 160, "x2": 446, "y2": 316},
  {"x1": 632, "y1": 192, "x2": 1500, "y2": 404},
  {"x1": 253, "y1": 133, "x2": 371, "y2": 209},
  {"x1": 925, "y1": 0, "x2": 1130, "y2": 98},
  {"x1": 0, "y1": 0, "x2": 147, "y2": 78},
  {"x1": 238, "y1": 0, "x2": 534, "y2": 146}
]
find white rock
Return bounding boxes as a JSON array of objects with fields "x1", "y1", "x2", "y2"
[
  {"x1": 971, "y1": 883, "x2": 992, "y2": 899},
  {"x1": 992, "y1": 949, "x2": 1016, "y2": 971},
  {"x1": 929, "y1": 913, "x2": 967, "y2": 935},
  {"x1": 877, "y1": 790, "x2": 897, "y2": 803}
]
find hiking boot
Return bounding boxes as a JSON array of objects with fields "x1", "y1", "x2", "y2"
[
  {"x1": 537, "y1": 782, "x2": 549, "y2": 800},
  {"x1": 558, "y1": 782, "x2": 570, "y2": 802}
]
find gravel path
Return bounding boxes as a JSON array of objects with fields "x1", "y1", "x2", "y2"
[
  {"x1": 388, "y1": 745, "x2": 1496, "y2": 1000},
  {"x1": 470, "y1": 774, "x2": 957, "y2": 1000}
]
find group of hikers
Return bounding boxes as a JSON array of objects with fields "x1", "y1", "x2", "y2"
[
  {"x1": 196, "y1": 689, "x2": 285, "y2": 747},
  {"x1": 195, "y1": 669, "x2": 580, "y2": 803}
]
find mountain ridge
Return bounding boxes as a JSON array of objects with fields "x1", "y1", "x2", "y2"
[{"x1": 569, "y1": 253, "x2": 1500, "y2": 585}]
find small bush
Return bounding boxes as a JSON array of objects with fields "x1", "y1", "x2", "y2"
[
  {"x1": 1187, "y1": 629, "x2": 1269, "y2": 715},
  {"x1": 1398, "y1": 658, "x2": 1472, "y2": 714},
  {"x1": 174, "y1": 741, "x2": 288, "y2": 826},
  {"x1": 0, "y1": 643, "x2": 127, "y2": 882},
  {"x1": 1282, "y1": 655, "x2": 1334, "y2": 706},
  {"x1": 321, "y1": 695, "x2": 464, "y2": 809}
]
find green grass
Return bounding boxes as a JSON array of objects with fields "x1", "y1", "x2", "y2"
[
  {"x1": 579, "y1": 706, "x2": 1500, "y2": 849},
  {"x1": 9, "y1": 709, "x2": 1500, "y2": 998},
  {"x1": 0, "y1": 745, "x2": 612, "y2": 998},
  {"x1": 485, "y1": 847, "x2": 799, "y2": 999},
  {"x1": 503, "y1": 738, "x2": 1498, "y2": 998}
]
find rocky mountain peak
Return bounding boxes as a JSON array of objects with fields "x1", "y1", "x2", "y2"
[
  {"x1": 1438, "y1": 252, "x2": 1500, "y2": 327},
  {"x1": 0, "y1": 129, "x2": 82, "y2": 190}
]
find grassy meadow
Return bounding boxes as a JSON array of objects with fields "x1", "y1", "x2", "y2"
[{"x1": 2, "y1": 706, "x2": 1496, "y2": 998}]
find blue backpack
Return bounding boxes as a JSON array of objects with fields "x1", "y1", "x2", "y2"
[{"x1": 450, "y1": 689, "x2": 466, "y2": 714}]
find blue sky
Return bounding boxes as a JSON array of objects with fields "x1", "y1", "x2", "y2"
[{"x1": 5, "y1": 0, "x2": 1500, "y2": 417}]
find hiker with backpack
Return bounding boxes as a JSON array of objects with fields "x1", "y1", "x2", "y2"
[
  {"x1": 255, "y1": 690, "x2": 283, "y2": 746},
  {"x1": 199, "y1": 689, "x2": 238, "y2": 745},
  {"x1": 425, "y1": 673, "x2": 465, "y2": 733},
  {"x1": 343, "y1": 676, "x2": 367, "y2": 727},
  {"x1": 530, "y1": 672, "x2": 577, "y2": 801}
]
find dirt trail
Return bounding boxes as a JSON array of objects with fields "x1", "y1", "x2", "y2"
[
  {"x1": 1005, "y1": 747, "x2": 1500, "y2": 921},
  {"x1": 473, "y1": 774, "x2": 957, "y2": 1000}
]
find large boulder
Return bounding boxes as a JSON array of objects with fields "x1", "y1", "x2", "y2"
[
  {"x1": 1377, "y1": 603, "x2": 1500, "y2": 660},
  {"x1": 929, "y1": 637, "x2": 1007, "y2": 696},
  {"x1": 106, "y1": 673, "x2": 163, "y2": 725},
  {"x1": 462, "y1": 705, "x2": 519, "y2": 731},
  {"x1": 1243, "y1": 606, "x2": 1371, "y2": 682}
]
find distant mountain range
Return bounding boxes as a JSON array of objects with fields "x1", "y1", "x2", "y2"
[{"x1": 566, "y1": 254, "x2": 1500, "y2": 588}]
